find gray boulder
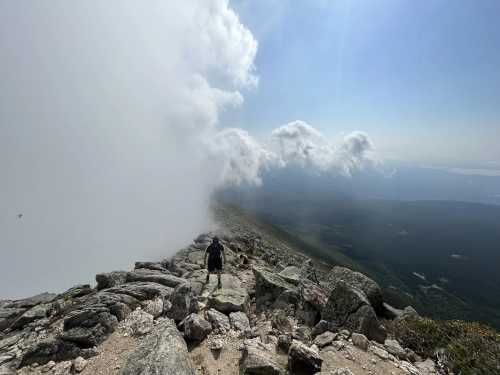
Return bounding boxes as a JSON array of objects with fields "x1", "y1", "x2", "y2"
[
  {"x1": 253, "y1": 267, "x2": 299, "y2": 309},
  {"x1": 106, "y1": 282, "x2": 173, "y2": 302},
  {"x1": 326, "y1": 266, "x2": 383, "y2": 313},
  {"x1": 126, "y1": 269, "x2": 185, "y2": 288},
  {"x1": 384, "y1": 338, "x2": 406, "y2": 359},
  {"x1": 279, "y1": 266, "x2": 301, "y2": 285},
  {"x1": 184, "y1": 314, "x2": 212, "y2": 341},
  {"x1": 288, "y1": 340, "x2": 322, "y2": 374},
  {"x1": 351, "y1": 332, "x2": 369, "y2": 351},
  {"x1": 11, "y1": 303, "x2": 52, "y2": 329},
  {"x1": 322, "y1": 280, "x2": 386, "y2": 343},
  {"x1": 240, "y1": 341, "x2": 286, "y2": 375},
  {"x1": 206, "y1": 309, "x2": 230, "y2": 332},
  {"x1": 6, "y1": 292, "x2": 57, "y2": 309},
  {"x1": 229, "y1": 311, "x2": 250, "y2": 331},
  {"x1": 313, "y1": 331, "x2": 337, "y2": 348},
  {"x1": 134, "y1": 262, "x2": 169, "y2": 272},
  {"x1": 0, "y1": 307, "x2": 25, "y2": 331},
  {"x1": 96, "y1": 271, "x2": 128, "y2": 290},
  {"x1": 167, "y1": 283, "x2": 193, "y2": 321},
  {"x1": 208, "y1": 288, "x2": 249, "y2": 313},
  {"x1": 120, "y1": 318, "x2": 195, "y2": 375}
]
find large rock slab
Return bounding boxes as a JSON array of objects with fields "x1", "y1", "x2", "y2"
[
  {"x1": 288, "y1": 340, "x2": 322, "y2": 374},
  {"x1": 206, "y1": 308, "x2": 230, "y2": 332},
  {"x1": 167, "y1": 282, "x2": 193, "y2": 321},
  {"x1": 120, "y1": 318, "x2": 195, "y2": 375},
  {"x1": 6, "y1": 292, "x2": 57, "y2": 309},
  {"x1": 184, "y1": 314, "x2": 212, "y2": 341},
  {"x1": 96, "y1": 271, "x2": 128, "y2": 290},
  {"x1": 105, "y1": 282, "x2": 173, "y2": 301},
  {"x1": 126, "y1": 269, "x2": 185, "y2": 288},
  {"x1": 326, "y1": 266, "x2": 383, "y2": 313},
  {"x1": 322, "y1": 281, "x2": 386, "y2": 343},
  {"x1": 253, "y1": 266, "x2": 299, "y2": 309},
  {"x1": 240, "y1": 340, "x2": 286, "y2": 375},
  {"x1": 208, "y1": 288, "x2": 249, "y2": 313}
]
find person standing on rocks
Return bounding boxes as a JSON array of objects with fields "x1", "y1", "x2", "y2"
[{"x1": 204, "y1": 236, "x2": 226, "y2": 288}]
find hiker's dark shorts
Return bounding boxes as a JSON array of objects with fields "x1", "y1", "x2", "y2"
[{"x1": 207, "y1": 257, "x2": 222, "y2": 272}]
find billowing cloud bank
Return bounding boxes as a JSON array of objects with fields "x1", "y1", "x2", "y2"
[
  {"x1": 0, "y1": 0, "x2": 379, "y2": 298},
  {"x1": 209, "y1": 120, "x2": 379, "y2": 187}
]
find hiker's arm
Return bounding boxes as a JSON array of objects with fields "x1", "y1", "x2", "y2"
[
  {"x1": 223, "y1": 246, "x2": 227, "y2": 265},
  {"x1": 204, "y1": 247, "x2": 208, "y2": 267}
]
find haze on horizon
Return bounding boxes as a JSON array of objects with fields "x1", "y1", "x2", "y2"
[{"x1": 1, "y1": 0, "x2": 500, "y2": 299}]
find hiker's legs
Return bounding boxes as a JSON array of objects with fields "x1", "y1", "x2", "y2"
[
  {"x1": 217, "y1": 270, "x2": 222, "y2": 288},
  {"x1": 206, "y1": 271, "x2": 210, "y2": 283}
]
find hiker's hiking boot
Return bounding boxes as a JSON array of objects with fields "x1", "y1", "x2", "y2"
[{"x1": 217, "y1": 280, "x2": 222, "y2": 289}]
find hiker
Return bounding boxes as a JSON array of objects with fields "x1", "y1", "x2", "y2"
[{"x1": 204, "y1": 236, "x2": 226, "y2": 288}]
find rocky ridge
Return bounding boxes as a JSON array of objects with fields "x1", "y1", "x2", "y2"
[{"x1": 1, "y1": 206, "x2": 440, "y2": 375}]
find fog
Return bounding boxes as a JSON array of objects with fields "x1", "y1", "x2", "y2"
[{"x1": 0, "y1": 0, "x2": 258, "y2": 298}]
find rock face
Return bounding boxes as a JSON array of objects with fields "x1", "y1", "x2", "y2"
[
  {"x1": 121, "y1": 318, "x2": 195, "y2": 375},
  {"x1": 322, "y1": 280, "x2": 386, "y2": 343},
  {"x1": 326, "y1": 266, "x2": 384, "y2": 314},
  {"x1": 288, "y1": 340, "x2": 322, "y2": 374}
]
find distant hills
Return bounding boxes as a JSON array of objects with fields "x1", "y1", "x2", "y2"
[{"x1": 220, "y1": 167, "x2": 500, "y2": 329}]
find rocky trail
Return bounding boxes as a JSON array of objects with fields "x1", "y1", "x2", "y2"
[{"x1": 1, "y1": 205, "x2": 441, "y2": 375}]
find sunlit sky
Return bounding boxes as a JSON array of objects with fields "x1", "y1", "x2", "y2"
[{"x1": 223, "y1": 0, "x2": 500, "y2": 165}]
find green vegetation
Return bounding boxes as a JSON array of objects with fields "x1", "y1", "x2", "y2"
[{"x1": 393, "y1": 317, "x2": 500, "y2": 375}]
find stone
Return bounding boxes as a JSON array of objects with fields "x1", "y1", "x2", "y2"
[
  {"x1": 325, "y1": 266, "x2": 384, "y2": 313},
  {"x1": 351, "y1": 333, "x2": 369, "y2": 351},
  {"x1": 134, "y1": 262, "x2": 169, "y2": 272},
  {"x1": 208, "y1": 288, "x2": 249, "y2": 313},
  {"x1": 184, "y1": 314, "x2": 212, "y2": 342},
  {"x1": 20, "y1": 338, "x2": 82, "y2": 367},
  {"x1": 384, "y1": 338, "x2": 406, "y2": 359},
  {"x1": 105, "y1": 282, "x2": 173, "y2": 301},
  {"x1": 11, "y1": 303, "x2": 52, "y2": 329},
  {"x1": 123, "y1": 309, "x2": 154, "y2": 336},
  {"x1": 73, "y1": 356, "x2": 87, "y2": 372},
  {"x1": 57, "y1": 285, "x2": 93, "y2": 300},
  {"x1": 293, "y1": 326, "x2": 312, "y2": 344},
  {"x1": 278, "y1": 334, "x2": 292, "y2": 352},
  {"x1": 240, "y1": 341, "x2": 286, "y2": 375},
  {"x1": 322, "y1": 281, "x2": 386, "y2": 343},
  {"x1": 369, "y1": 345, "x2": 390, "y2": 360},
  {"x1": 311, "y1": 320, "x2": 338, "y2": 338},
  {"x1": 0, "y1": 307, "x2": 25, "y2": 331},
  {"x1": 279, "y1": 266, "x2": 301, "y2": 285},
  {"x1": 166, "y1": 283, "x2": 192, "y2": 321},
  {"x1": 313, "y1": 331, "x2": 337, "y2": 348},
  {"x1": 96, "y1": 271, "x2": 128, "y2": 290},
  {"x1": 253, "y1": 267, "x2": 299, "y2": 309},
  {"x1": 229, "y1": 311, "x2": 250, "y2": 331},
  {"x1": 6, "y1": 292, "x2": 57, "y2": 309},
  {"x1": 121, "y1": 318, "x2": 196, "y2": 375},
  {"x1": 126, "y1": 269, "x2": 185, "y2": 288},
  {"x1": 288, "y1": 340, "x2": 322, "y2": 374},
  {"x1": 300, "y1": 280, "x2": 328, "y2": 312},
  {"x1": 141, "y1": 297, "x2": 163, "y2": 318},
  {"x1": 205, "y1": 309, "x2": 230, "y2": 332}
]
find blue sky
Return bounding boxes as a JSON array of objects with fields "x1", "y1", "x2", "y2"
[{"x1": 223, "y1": 0, "x2": 500, "y2": 165}]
